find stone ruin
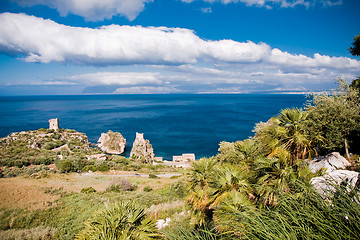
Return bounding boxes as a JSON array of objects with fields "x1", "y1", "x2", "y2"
[
  {"x1": 173, "y1": 153, "x2": 195, "y2": 162},
  {"x1": 49, "y1": 118, "x2": 59, "y2": 131}
]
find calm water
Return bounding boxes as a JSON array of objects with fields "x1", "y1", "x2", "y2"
[{"x1": 0, "y1": 94, "x2": 308, "y2": 160}]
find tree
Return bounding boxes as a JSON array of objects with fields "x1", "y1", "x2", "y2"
[
  {"x1": 76, "y1": 201, "x2": 160, "y2": 240},
  {"x1": 350, "y1": 77, "x2": 360, "y2": 95},
  {"x1": 306, "y1": 78, "x2": 360, "y2": 157},
  {"x1": 348, "y1": 33, "x2": 360, "y2": 56}
]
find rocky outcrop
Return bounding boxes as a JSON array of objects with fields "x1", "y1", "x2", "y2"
[
  {"x1": 0, "y1": 128, "x2": 91, "y2": 151},
  {"x1": 308, "y1": 152, "x2": 350, "y2": 173},
  {"x1": 97, "y1": 130, "x2": 126, "y2": 154},
  {"x1": 130, "y1": 132, "x2": 154, "y2": 163},
  {"x1": 311, "y1": 170, "x2": 360, "y2": 197}
]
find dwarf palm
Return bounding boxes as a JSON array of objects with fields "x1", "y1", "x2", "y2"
[
  {"x1": 210, "y1": 165, "x2": 250, "y2": 207},
  {"x1": 255, "y1": 108, "x2": 322, "y2": 163},
  {"x1": 186, "y1": 157, "x2": 218, "y2": 226},
  {"x1": 76, "y1": 201, "x2": 160, "y2": 240}
]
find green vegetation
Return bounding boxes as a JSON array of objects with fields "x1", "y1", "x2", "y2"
[
  {"x1": 348, "y1": 33, "x2": 360, "y2": 56},
  {"x1": 180, "y1": 79, "x2": 360, "y2": 238},
  {"x1": 80, "y1": 187, "x2": 97, "y2": 194},
  {"x1": 76, "y1": 201, "x2": 161, "y2": 239},
  {"x1": 0, "y1": 128, "x2": 99, "y2": 170}
]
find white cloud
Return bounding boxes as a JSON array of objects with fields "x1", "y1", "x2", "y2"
[
  {"x1": 182, "y1": 0, "x2": 342, "y2": 8},
  {"x1": 1, "y1": 13, "x2": 358, "y2": 74},
  {"x1": 201, "y1": 7, "x2": 213, "y2": 13},
  {"x1": 113, "y1": 86, "x2": 181, "y2": 94},
  {"x1": 65, "y1": 72, "x2": 162, "y2": 86},
  {"x1": 12, "y1": 0, "x2": 152, "y2": 21}
]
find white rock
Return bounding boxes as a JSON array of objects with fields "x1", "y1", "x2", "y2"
[
  {"x1": 311, "y1": 170, "x2": 359, "y2": 197},
  {"x1": 156, "y1": 218, "x2": 172, "y2": 230},
  {"x1": 309, "y1": 152, "x2": 350, "y2": 173}
]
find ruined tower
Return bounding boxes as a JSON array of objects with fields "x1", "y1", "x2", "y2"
[{"x1": 49, "y1": 118, "x2": 59, "y2": 131}]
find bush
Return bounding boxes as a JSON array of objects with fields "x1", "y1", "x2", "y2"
[
  {"x1": 170, "y1": 180, "x2": 187, "y2": 198},
  {"x1": 57, "y1": 160, "x2": 73, "y2": 173},
  {"x1": 96, "y1": 163, "x2": 110, "y2": 172},
  {"x1": 82, "y1": 165, "x2": 97, "y2": 172},
  {"x1": 76, "y1": 201, "x2": 160, "y2": 240},
  {"x1": 106, "y1": 178, "x2": 137, "y2": 192},
  {"x1": 3, "y1": 169, "x2": 15, "y2": 178},
  {"x1": 81, "y1": 187, "x2": 97, "y2": 194},
  {"x1": 33, "y1": 151, "x2": 58, "y2": 165},
  {"x1": 143, "y1": 186, "x2": 153, "y2": 192},
  {"x1": 149, "y1": 174, "x2": 159, "y2": 179},
  {"x1": 110, "y1": 155, "x2": 130, "y2": 165}
]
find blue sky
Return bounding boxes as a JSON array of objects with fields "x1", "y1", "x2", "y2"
[{"x1": 0, "y1": 0, "x2": 359, "y2": 95}]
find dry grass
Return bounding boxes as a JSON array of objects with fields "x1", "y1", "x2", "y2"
[
  {"x1": 0, "y1": 171, "x2": 183, "y2": 210},
  {"x1": 0, "y1": 226, "x2": 56, "y2": 240},
  {"x1": 0, "y1": 178, "x2": 60, "y2": 210},
  {"x1": 148, "y1": 200, "x2": 185, "y2": 219}
]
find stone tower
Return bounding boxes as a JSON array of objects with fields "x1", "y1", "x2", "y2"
[
  {"x1": 130, "y1": 132, "x2": 154, "y2": 163},
  {"x1": 49, "y1": 118, "x2": 59, "y2": 131}
]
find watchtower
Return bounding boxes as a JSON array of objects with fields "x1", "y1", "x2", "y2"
[{"x1": 49, "y1": 118, "x2": 59, "y2": 131}]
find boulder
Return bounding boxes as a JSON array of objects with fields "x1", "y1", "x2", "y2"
[
  {"x1": 97, "y1": 130, "x2": 126, "y2": 154},
  {"x1": 308, "y1": 152, "x2": 350, "y2": 173},
  {"x1": 311, "y1": 170, "x2": 360, "y2": 197},
  {"x1": 130, "y1": 132, "x2": 154, "y2": 163}
]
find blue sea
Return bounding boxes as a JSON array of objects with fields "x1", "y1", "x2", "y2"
[{"x1": 0, "y1": 94, "x2": 308, "y2": 160}]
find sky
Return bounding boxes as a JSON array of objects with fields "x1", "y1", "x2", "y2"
[{"x1": 0, "y1": 0, "x2": 359, "y2": 95}]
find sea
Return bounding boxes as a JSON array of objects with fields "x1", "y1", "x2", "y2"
[{"x1": 0, "y1": 94, "x2": 308, "y2": 160}]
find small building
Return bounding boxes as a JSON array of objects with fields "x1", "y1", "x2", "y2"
[
  {"x1": 182, "y1": 153, "x2": 195, "y2": 162},
  {"x1": 154, "y1": 157, "x2": 163, "y2": 162},
  {"x1": 173, "y1": 153, "x2": 196, "y2": 162},
  {"x1": 173, "y1": 155, "x2": 183, "y2": 162},
  {"x1": 49, "y1": 118, "x2": 59, "y2": 131}
]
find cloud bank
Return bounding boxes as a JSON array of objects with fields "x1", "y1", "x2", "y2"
[
  {"x1": 182, "y1": 0, "x2": 342, "y2": 8},
  {"x1": 0, "y1": 12, "x2": 359, "y2": 94},
  {"x1": 12, "y1": 0, "x2": 152, "y2": 21},
  {"x1": 0, "y1": 13, "x2": 358, "y2": 74}
]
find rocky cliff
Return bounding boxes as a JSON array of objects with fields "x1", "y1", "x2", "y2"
[
  {"x1": 130, "y1": 132, "x2": 154, "y2": 163},
  {"x1": 97, "y1": 130, "x2": 126, "y2": 154}
]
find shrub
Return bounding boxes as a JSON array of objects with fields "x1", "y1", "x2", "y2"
[
  {"x1": 129, "y1": 163, "x2": 141, "y2": 171},
  {"x1": 96, "y1": 163, "x2": 110, "y2": 172},
  {"x1": 143, "y1": 186, "x2": 153, "y2": 192},
  {"x1": 106, "y1": 178, "x2": 137, "y2": 192},
  {"x1": 81, "y1": 187, "x2": 97, "y2": 194},
  {"x1": 149, "y1": 174, "x2": 159, "y2": 179},
  {"x1": 82, "y1": 165, "x2": 96, "y2": 172},
  {"x1": 33, "y1": 151, "x2": 58, "y2": 165},
  {"x1": 171, "y1": 180, "x2": 187, "y2": 198},
  {"x1": 3, "y1": 169, "x2": 16, "y2": 178},
  {"x1": 75, "y1": 201, "x2": 160, "y2": 240},
  {"x1": 110, "y1": 155, "x2": 130, "y2": 165},
  {"x1": 58, "y1": 160, "x2": 73, "y2": 173}
]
